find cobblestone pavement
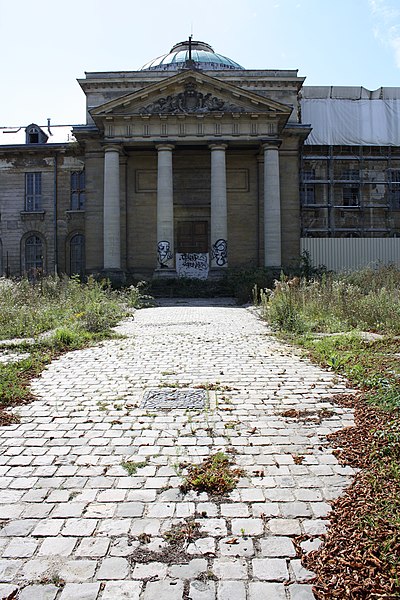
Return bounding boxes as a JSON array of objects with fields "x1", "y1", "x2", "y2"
[{"x1": 0, "y1": 300, "x2": 356, "y2": 600}]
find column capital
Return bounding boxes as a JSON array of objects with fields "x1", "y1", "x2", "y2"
[
  {"x1": 155, "y1": 143, "x2": 175, "y2": 152},
  {"x1": 209, "y1": 143, "x2": 228, "y2": 151},
  {"x1": 103, "y1": 144, "x2": 122, "y2": 154},
  {"x1": 261, "y1": 138, "x2": 282, "y2": 150}
]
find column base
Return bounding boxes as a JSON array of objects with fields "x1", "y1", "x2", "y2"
[
  {"x1": 153, "y1": 268, "x2": 177, "y2": 279},
  {"x1": 208, "y1": 268, "x2": 227, "y2": 280},
  {"x1": 100, "y1": 269, "x2": 126, "y2": 288}
]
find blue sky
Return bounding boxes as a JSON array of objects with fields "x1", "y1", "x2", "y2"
[{"x1": 1, "y1": 0, "x2": 399, "y2": 129}]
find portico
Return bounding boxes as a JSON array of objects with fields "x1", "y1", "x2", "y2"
[{"x1": 101, "y1": 137, "x2": 286, "y2": 276}]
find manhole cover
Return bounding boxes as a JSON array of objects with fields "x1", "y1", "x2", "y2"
[{"x1": 141, "y1": 388, "x2": 206, "y2": 410}]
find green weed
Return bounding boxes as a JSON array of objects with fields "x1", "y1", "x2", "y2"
[
  {"x1": 121, "y1": 459, "x2": 148, "y2": 476},
  {"x1": 0, "y1": 276, "x2": 153, "y2": 416},
  {"x1": 180, "y1": 452, "x2": 245, "y2": 495},
  {"x1": 261, "y1": 266, "x2": 400, "y2": 336}
]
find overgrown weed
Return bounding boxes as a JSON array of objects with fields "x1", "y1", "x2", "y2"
[
  {"x1": 262, "y1": 266, "x2": 400, "y2": 597},
  {"x1": 261, "y1": 265, "x2": 400, "y2": 335},
  {"x1": 180, "y1": 452, "x2": 245, "y2": 495},
  {"x1": 0, "y1": 276, "x2": 152, "y2": 419}
]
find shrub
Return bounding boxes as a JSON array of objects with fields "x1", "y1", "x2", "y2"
[
  {"x1": 50, "y1": 327, "x2": 82, "y2": 349},
  {"x1": 261, "y1": 266, "x2": 400, "y2": 336},
  {"x1": 76, "y1": 301, "x2": 122, "y2": 333},
  {"x1": 123, "y1": 282, "x2": 154, "y2": 308}
]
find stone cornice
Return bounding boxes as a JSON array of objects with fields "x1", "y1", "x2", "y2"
[
  {"x1": 0, "y1": 143, "x2": 75, "y2": 155},
  {"x1": 78, "y1": 71, "x2": 304, "y2": 95}
]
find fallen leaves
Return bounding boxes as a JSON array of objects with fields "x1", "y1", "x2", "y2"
[{"x1": 298, "y1": 394, "x2": 400, "y2": 599}]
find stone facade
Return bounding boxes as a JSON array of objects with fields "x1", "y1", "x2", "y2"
[
  {"x1": 0, "y1": 147, "x2": 85, "y2": 277},
  {"x1": 0, "y1": 42, "x2": 317, "y2": 279}
]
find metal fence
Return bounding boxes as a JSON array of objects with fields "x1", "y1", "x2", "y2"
[{"x1": 301, "y1": 238, "x2": 400, "y2": 271}]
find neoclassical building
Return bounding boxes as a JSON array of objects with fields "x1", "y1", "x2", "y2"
[{"x1": 1, "y1": 40, "x2": 399, "y2": 278}]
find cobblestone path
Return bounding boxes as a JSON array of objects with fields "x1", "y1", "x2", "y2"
[{"x1": 0, "y1": 300, "x2": 355, "y2": 600}]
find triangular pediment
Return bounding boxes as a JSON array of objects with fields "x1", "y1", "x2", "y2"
[{"x1": 90, "y1": 70, "x2": 292, "y2": 120}]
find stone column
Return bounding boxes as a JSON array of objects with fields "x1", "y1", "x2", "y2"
[
  {"x1": 156, "y1": 144, "x2": 175, "y2": 269},
  {"x1": 103, "y1": 145, "x2": 121, "y2": 271},
  {"x1": 210, "y1": 143, "x2": 228, "y2": 268},
  {"x1": 263, "y1": 140, "x2": 282, "y2": 267}
]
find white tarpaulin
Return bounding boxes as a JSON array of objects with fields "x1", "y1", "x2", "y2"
[{"x1": 301, "y1": 87, "x2": 400, "y2": 146}]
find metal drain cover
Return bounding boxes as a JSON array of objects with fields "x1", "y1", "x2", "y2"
[{"x1": 141, "y1": 388, "x2": 206, "y2": 410}]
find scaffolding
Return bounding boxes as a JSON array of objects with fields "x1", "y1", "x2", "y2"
[{"x1": 300, "y1": 145, "x2": 400, "y2": 238}]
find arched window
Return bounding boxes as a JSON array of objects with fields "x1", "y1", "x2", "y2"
[
  {"x1": 70, "y1": 234, "x2": 85, "y2": 276},
  {"x1": 25, "y1": 235, "x2": 43, "y2": 273},
  {"x1": 25, "y1": 123, "x2": 48, "y2": 145}
]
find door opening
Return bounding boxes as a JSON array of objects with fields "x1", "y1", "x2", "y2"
[{"x1": 176, "y1": 221, "x2": 208, "y2": 253}]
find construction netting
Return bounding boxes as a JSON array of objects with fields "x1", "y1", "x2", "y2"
[{"x1": 300, "y1": 86, "x2": 400, "y2": 146}]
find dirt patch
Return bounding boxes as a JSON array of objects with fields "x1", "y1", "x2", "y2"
[
  {"x1": 130, "y1": 545, "x2": 193, "y2": 566},
  {"x1": 130, "y1": 519, "x2": 203, "y2": 566}
]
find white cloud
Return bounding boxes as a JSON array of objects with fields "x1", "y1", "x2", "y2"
[{"x1": 369, "y1": 0, "x2": 400, "y2": 68}]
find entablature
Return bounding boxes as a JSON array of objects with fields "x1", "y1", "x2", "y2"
[{"x1": 98, "y1": 111, "x2": 281, "y2": 142}]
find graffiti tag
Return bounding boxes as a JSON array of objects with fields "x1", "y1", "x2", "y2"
[{"x1": 176, "y1": 252, "x2": 209, "y2": 279}]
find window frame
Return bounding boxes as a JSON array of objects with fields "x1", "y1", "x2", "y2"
[
  {"x1": 25, "y1": 234, "x2": 44, "y2": 273},
  {"x1": 388, "y1": 169, "x2": 400, "y2": 184},
  {"x1": 342, "y1": 185, "x2": 359, "y2": 207},
  {"x1": 70, "y1": 171, "x2": 86, "y2": 211},
  {"x1": 69, "y1": 233, "x2": 85, "y2": 276},
  {"x1": 25, "y1": 172, "x2": 42, "y2": 212},
  {"x1": 301, "y1": 184, "x2": 316, "y2": 205}
]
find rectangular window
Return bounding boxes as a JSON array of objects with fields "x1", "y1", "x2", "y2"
[
  {"x1": 301, "y1": 184, "x2": 316, "y2": 205},
  {"x1": 25, "y1": 173, "x2": 42, "y2": 211},
  {"x1": 390, "y1": 188, "x2": 400, "y2": 209},
  {"x1": 342, "y1": 186, "x2": 359, "y2": 206},
  {"x1": 303, "y1": 168, "x2": 316, "y2": 181},
  {"x1": 388, "y1": 169, "x2": 400, "y2": 183},
  {"x1": 71, "y1": 171, "x2": 85, "y2": 210},
  {"x1": 388, "y1": 169, "x2": 400, "y2": 209}
]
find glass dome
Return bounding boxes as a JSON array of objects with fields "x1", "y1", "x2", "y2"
[{"x1": 140, "y1": 40, "x2": 243, "y2": 71}]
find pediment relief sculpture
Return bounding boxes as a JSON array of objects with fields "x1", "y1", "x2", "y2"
[{"x1": 139, "y1": 82, "x2": 245, "y2": 115}]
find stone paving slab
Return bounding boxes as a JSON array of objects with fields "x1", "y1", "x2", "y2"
[{"x1": 0, "y1": 300, "x2": 356, "y2": 599}]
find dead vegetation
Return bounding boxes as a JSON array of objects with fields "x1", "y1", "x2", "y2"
[
  {"x1": 280, "y1": 407, "x2": 335, "y2": 423},
  {"x1": 296, "y1": 394, "x2": 400, "y2": 599},
  {"x1": 129, "y1": 518, "x2": 203, "y2": 566}
]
